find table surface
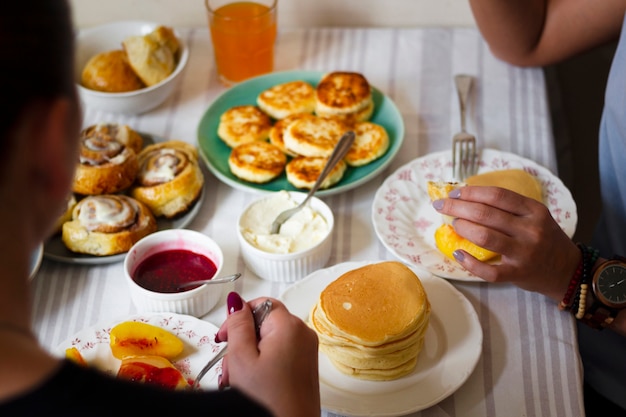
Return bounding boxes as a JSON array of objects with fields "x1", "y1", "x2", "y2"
[{"x1": 32, "y1": 27, "x2": 584, "y2": 417}]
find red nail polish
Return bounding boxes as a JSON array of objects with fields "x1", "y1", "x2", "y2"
[
  {"x1": 214, "y1": 332, "x2": 222, "y2": 343},
  {"x1": 227, "y1": 291, "x2": 244, "y2": 315}
]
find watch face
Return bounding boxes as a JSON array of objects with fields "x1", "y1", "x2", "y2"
[{"x1": 594, "y1": 261, "x2": 626, "y2": 308}]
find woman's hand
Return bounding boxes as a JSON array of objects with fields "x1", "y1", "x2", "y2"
[
  {"x1": 433, "y1": 185, "x2": 580, "y2": 301},
  {"x1": 215, "y1": 293, "x2": 320, "y2": 417}
]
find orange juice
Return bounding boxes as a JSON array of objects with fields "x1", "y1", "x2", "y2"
[{"x1": 207, "y1": 1, "x2": 277, "y2": 85}]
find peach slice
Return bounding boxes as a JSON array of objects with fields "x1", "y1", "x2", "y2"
[
  {"x1": 117, "y1": 355, "x2": 189, "y2": 390},
  {"x1": 434, "y1": 223, "x2": 499, "y2": 262},
  {"x1": 65, "y1": 346, "x2": 88, "y2": 366},
  {"x1": 109, "y1": 321, "x2": 184, "y2": 360}
]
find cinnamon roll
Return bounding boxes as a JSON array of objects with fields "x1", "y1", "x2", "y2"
[
  {"x1": 72, "y1": 123, "x2": 142, "y2": 195},
  {"x1": 62, "y1": 195, "x2": 157, "y2": 256},
  {"x1": 130, "y1": 140, "x2": 204, "y2": 218}
]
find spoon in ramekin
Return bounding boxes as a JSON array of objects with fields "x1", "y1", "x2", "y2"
[{"x1": 177, "y1": 272, "x2": 242, "y2": 290}]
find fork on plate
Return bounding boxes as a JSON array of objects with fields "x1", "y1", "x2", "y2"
[{"x1": 452, "y1": 74, "x2": 478, "y2": 181}]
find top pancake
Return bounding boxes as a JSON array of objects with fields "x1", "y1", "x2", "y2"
[
  {"x1": 257, "y1": 80, "x2": 316, "y2": 120},
  {"x1": 319, "y1": 261, "x2": 429, "y2": 344},
  {"x1": 315, "y1": 71, "x2": 372, "y2": 117}
]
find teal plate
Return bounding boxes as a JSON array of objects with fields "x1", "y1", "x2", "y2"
[{"x1": 197, "y1": 70, "x2": 405, "y2": 196}]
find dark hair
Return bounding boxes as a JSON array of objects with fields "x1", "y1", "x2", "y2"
[{"x1": 0, "y1": 0, "x2": 75, "y2": 156}]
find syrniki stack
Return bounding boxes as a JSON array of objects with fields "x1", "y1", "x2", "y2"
[
  {"x1": 217, "y1": 105, "x2": 273, "y2": 148},
  {"x1": 309, "y1": 261, "x2": 431, "y2": 381},
  {"x1": 257, "y1": 80, "x2": 316, "y2": 119},
  {"x1": 315, "y1": 71, "x2": 374, "y2": 123}
]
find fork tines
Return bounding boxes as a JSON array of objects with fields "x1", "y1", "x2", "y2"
[{"x1": 452, "y1": 135, "x2": 477, "y2": 181}]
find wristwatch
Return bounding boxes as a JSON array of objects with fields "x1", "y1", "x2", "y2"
[{"x1": 582, "y1": 256, "x2": 626, "y2": 329}]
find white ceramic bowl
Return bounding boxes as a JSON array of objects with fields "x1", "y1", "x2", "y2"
[
  {"x1": 237, "y1": 191, "x2": 334, "y2": 283},
  {"x1": 124, "y1": 229, "x2": 224, "y2": 317},
  {"x1": 75, "y1": 21, "x2": 189, "y2": 115}
]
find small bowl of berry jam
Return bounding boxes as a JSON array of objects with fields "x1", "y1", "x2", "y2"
[{"x1": 124, "y1": 229, "x2": 225, "y2": 317}]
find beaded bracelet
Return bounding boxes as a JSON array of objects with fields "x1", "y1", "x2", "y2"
[
  {"x1": 559, "y1": 248, "x2": 584, "y2": 311},
  {"x1": 567, "y1": 243, "x2": 599, "y2": 319}
]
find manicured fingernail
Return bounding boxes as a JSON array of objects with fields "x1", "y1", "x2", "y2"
[
  {"x1": 453, "y1": 250, "x2": 465, "y2": 262},
  {"x1": 449, "y1": 189, "x2": 461, "y2": 198},
  {"x1": 214, "y1": 332, "x2": 222, "y2": 343},
  {"x1": 432, "y1": 199, "x2": 444, "y2": 210},
  {"x1": 227, "y1": 291, "x2": 244, "y2": 314},
  {"x1": 217, "y1": 373, "x2": 223, "y2": 390}
]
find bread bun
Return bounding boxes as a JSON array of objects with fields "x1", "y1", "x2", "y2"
[
  {"x1": 62, "y1": 195, "x2": 157, "y2": 256},
  {"x1": 72, "y1": 124, "x2": 142, "y2": 195},
  {"x1": 309, "y1": 261, "x2": 430, "y2": 380},
  {"x1": 81, "y1": 50, "x2": 145, "y2": 93},
  {"x1": 122, "y1": 26, "x2": 180, "y2": 87},
  {"x1": 131, "y1": 140, "x2": 204, "y2": 218},
  {"x1": 429, "y1": 169, "x2": 544, "y2": 261}
]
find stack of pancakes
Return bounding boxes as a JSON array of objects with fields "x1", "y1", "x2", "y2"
[
  {"x1": 309, "y1": 261, "x2": 431, "y2": 381},
  {"x1": 219, "y1": 72, "x2": 390, "y2": 189}
]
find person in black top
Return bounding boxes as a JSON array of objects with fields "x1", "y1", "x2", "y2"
[{"x1": 0, "y1": 1, "x2": 320, "y2": 416}]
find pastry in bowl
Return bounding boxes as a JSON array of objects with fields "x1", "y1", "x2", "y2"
[
  {"x1": 62, "y1": 194, "x2": 157, "y2": 256},
  {"x1": 131, "y1": 140, "x2": 204, "y2": 218},
  {"x1": 72, "y1": 123, "x2": 142, "y2": 195},
  {"x1": 309, "y1": 261, "x2": 430, "y2": 380},
  {"x1": 81, "y1": 49, "x2": 145, "y2": 93},
  {"x1": 428, "y1": 169, "x2": 544, "y2": 261},
  {"x1": 122, "y1": 26, "x2": 181, "y2": 87}
]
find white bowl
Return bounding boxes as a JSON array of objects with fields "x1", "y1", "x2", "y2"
[
  {"x1": 124, "y1": 229, "x2": 224, "y2": 317},
  {"x1": 237, "y1": 191, "x2": 334, "y2": 283},
  {"x1": 75, "y1": 21, "x2": 189, "y2": 115}
]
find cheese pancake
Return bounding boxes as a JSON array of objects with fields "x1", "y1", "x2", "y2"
[
  {"x1": 268, "y1": 113, "x2": 316, "y2": 157},
  {"x1": 217, "y1": 105, "x2": 273, "y2": 148},
  {"x1": 228, "y1": 141, "x2": 287, "y2": 183},
  {"x1": 283, "y1": 116, "x2": 348, "y2": 157},
  {"x1": 344, "y1": 121, "x2": 389, "y2": 166},
  {"x1": 315, "y1": 71, "x2": 372, "y2": 117},
  {"x1": 317, "y1": 96, "x2": 374, "y2": 124},
  {"x1": 257, "y1": 80, "x2": 316, "y2": 120},
  {"x1": 286, "y1": 156, "x2": 346, "y2": 189}
]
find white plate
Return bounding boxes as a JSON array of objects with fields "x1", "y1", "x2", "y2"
[
  {"x1": 372, "y1": 148, "x2": 578, "y2": 281},
  {"x1": 43, "y1": 133, "x2": 205, "y2": 265},
  {"x1": 29, "y1": 243, "x2": 43, "y2": 280},
  {"x1": 55, "y1": 313, "x2": 222, "y2": 390},
  {"x1": 280, "y1": 261, "x2": 482, "y2": 416}
]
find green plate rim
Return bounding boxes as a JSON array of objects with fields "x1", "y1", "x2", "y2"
[{"x1": 196, "y1": 70, "x2": 405, "y2": 196}]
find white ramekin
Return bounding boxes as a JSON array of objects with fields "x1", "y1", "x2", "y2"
[
  {"x1": 237, "y1": 191, "x2": 334, "y2": 283},
  {"x1": 124, "y1": 229, "x2": 224, "y2": 317}
]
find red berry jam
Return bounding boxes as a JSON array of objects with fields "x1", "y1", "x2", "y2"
[{"x1": 133, "y1": 249, "x2": 218, "y2": 293}]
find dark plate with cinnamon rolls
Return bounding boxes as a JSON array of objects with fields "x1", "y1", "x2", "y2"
[{"x1": 44, "y1": 126, "x2": 205, "y2": 264}]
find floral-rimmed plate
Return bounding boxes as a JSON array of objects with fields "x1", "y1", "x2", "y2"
[
  {"x1": 372, "y1": 148, "x2": 578, "y2": 281},
  {"x1": 55, "y1": 313, "x2": 222, "y2": 390},
  {"x1": 280, "y1": 261, "x2": 482, "y2": 416},
  {"x1": 196, "y1": 70, "x2": 405, "y2": 196}
]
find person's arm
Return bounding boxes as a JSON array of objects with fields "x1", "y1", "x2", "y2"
[{"x1": 468, "y1": 0, "x2": 626, "y2": 66}]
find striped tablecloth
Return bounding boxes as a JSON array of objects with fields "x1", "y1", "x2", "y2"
[{"x1": 32, "y1": 27, "x2": 583, "y2": 417}]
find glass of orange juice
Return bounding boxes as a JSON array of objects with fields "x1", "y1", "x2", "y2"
[{"x1": 205, "y1": 0, "x2": 277, "y2": 86}]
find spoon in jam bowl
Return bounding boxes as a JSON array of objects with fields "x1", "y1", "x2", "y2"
[
  {"x1": 269, "y1": 130, "x2": 355, "y2": 234},
  {"x1": 177, "y1": 272, "x2": 242, "y2": 290}
]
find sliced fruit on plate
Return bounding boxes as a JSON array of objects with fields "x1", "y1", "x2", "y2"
[
  {"x1": 117, "y1": 355, "x2": 189, "y2": 390},
  {"x1": 109, "y1": 321, "x2": 184, "y2": 360},
  {"x1": 65, "y1": 346, "x2": 88, "y2": 366}
]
